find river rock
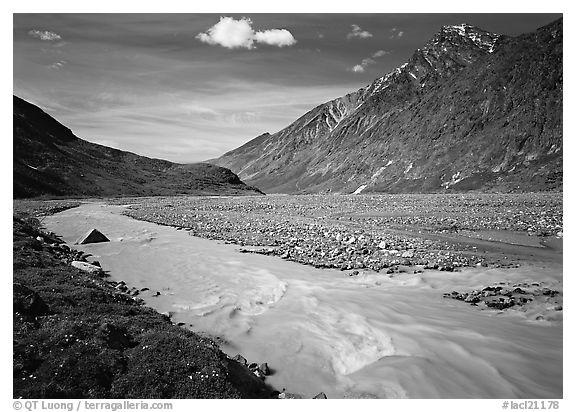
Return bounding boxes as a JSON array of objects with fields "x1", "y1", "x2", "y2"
[
  {"x1": 259, "y1": 363, "x2": 270, "y2": 375},
  {"x1": 71, "y1": 261, "x2": 103, "y2": 275},
  {"x1": 252, "y1": 369, "x2": 265, "y2": 379},
  {"x1": 464, "y1": 294, "x2": 481, "y2": 304},
  {"x1": 401, "y1": 250, "x2": 415, "y2": 258},
  {"x1": 75, "y1": 228, "x2": 110, "y2": 245},
  {"x1": 233, "y1": 354, "x2": 248, "y2": 366}
]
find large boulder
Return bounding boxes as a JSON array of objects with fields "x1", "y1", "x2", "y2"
[
  {"x1": 71, "y1": 261, "x2": 103, "y2": 275},
  {"x1": 75, "y1": 229, "x2": 109, "y2": 245}
]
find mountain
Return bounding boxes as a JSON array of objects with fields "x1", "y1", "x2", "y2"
[
  {"x1": 13, "y1": 96, "x2": 263, "y2": 198},
  {"x1": 212, "y1": 19, "x2": 562, "y2": 194}
]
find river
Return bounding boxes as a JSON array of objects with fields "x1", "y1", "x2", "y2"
[{"x1": 44, "y1": 202, "x2": 562, "y2": 399}]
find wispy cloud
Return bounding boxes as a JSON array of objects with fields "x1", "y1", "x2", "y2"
[
  {"x1": 196, "y1": 17, "x2": 297, "y2": 49},
  {"x1": 48, "y1": 60, "x2": 67, "y2": 69},
  {"x1": 347, "y1": 24, "x2": 373, "y2": 40},
  {"x1": 182, "y1": 103, "x2": 221, "y2": 119},
  {"x1": 352, "y1": 59, "x2": 373, "y2": 73},
  {"x1": 350, "y1": 49, "x2": 391, "y2": 73},
  {"x1": 28, "y1": 29, "x2": 62, "y2": 41},
  {"x1": 372, "y1": 50, "x2": 391, "y2": 58},
  {"x1": 389, "y1": 27, "x2": 404, "y2": 39}
]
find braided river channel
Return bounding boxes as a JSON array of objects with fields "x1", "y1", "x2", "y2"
[{"x1": 45, "y1": 202, "x2": 562, "y2": 399}]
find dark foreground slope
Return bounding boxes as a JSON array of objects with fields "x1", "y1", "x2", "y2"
[
  {"x1": 213, "y1": 19, "x2": 562, "y2": 194},
  {"x1": 13, "y1": 96, "x2": 263, "y2": 198},
  {"x1": 13, "y1": 207, "x2": 272, "y2": 398}
]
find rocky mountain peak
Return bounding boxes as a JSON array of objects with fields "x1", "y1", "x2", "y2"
[
  {"x1": 365, "y1": 24, "x2": 503, "y2": 97},
  {"x1": 436, "y1": 24, "x2": 502, "y2": 53}
]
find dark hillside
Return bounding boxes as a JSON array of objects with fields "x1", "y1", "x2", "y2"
[{"x1": 13, "y1": 96, "x2": 263, "y2": 198}]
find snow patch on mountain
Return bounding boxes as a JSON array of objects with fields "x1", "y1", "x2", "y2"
[
  {"x1": 353, "y1": 184, "x2": 368, "y2": 194},
  {"x1": 443, "y1": 171, "x2": 465, "y2": 189},
  {"x1": 441, "y1": 24, "x2": 501, "y2": 53}
]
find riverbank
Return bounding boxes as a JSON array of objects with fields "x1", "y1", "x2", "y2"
[{"x1": 13, "y1": 207, "x2": 275, "y2": 398}]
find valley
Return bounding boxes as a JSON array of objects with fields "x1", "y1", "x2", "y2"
[{"x1": 13, "y1": 14, "x2": 563, "y2": 401}]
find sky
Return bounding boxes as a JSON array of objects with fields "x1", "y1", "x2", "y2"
[{"x1": 13, "y1": 13, "x2": 561, "y2": 163}]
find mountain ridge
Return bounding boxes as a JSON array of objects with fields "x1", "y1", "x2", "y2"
[
  {"x1": 13, "y1": 96, "x2": 263, "y2": 198},
  {"x1": 211, "y1": 18, "x2": 562, "y2": 194}
]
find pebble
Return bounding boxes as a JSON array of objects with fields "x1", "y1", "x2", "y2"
[{"x1": 232, "y1": 354, "x2": 247, "y2": 366}]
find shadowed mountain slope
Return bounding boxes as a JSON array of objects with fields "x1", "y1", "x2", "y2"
[{"x1": 13, "y1": 96, "x2": 263, "y2": 198}]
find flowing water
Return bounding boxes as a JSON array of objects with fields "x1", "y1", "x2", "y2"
[{"x1": 44, "y1": 203, "x2": 562, "y2": 399}]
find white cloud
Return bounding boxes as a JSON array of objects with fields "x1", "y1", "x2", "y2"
[
  {"x1": 350, "y1": 50, "x2": 390, "y2": 73},
  {"x1": 196, "y1": 17, "x2": 296, "y2": 49},
  {"x1": 347, "y1": 24, "x2": 373, "y2": 39},
  {"x1": 351, "y1": 57, "x2": 375, "y2": 73},
  {"x1": 389, "y1": 28, "x2": 405, "y2": 39},
  {"x1": 196, "y1": 17, "x2": 255, "y2": 49},
  {"x1": 254, "y1": 29, "x2": 297, "y2": 47},
  {"x1": 28, "y1": 30, "x2": 62, "y2": 41}
]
